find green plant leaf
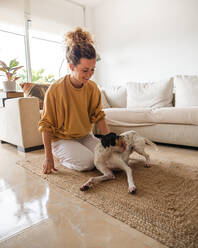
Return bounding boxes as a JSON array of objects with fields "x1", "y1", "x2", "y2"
[
  {"x1": 9, "y1": 58, "x2": 19, "y2": 68},
  {"x1": 0, "y1": 58, "x2": 23, "y2": 81}
]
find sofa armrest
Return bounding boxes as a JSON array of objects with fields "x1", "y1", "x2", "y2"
[{"x1": 0, "y1": 97, "x2": 43, "y2": 150}]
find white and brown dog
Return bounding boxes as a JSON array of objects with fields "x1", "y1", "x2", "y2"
[{"x1": 80, "y1": 130, "x2": 157, "y2": 194}]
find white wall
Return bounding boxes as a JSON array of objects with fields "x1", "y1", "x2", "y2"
[{"x1": 91, "y1": 0, "x2": 198, "y2": 86}]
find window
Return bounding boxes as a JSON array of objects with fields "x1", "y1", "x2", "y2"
[
  {"x1": 0, "y1": 30, "x2": 26, "y2": 88},
  {"x1": 30, "y1": 37, "x2": 66, "y2": 82},
  {"x1": 29, "y1": 0, "x2": 84, "y2": 81},
  {"x1": 0, "y1": 0, "x2": 84, "y2": 87}
]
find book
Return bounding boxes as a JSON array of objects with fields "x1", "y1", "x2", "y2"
[{"x1": 0, "y1": 91, "x2": 24, "y2": 98}]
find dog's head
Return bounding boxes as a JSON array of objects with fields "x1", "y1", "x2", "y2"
[{"x1": 96, "y1": 132, "x2": 126, "y2": 150}]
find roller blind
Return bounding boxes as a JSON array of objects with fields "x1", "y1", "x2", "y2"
[
  {"x1": 0, "y1": 0, "x2": 84, "y2": 40},
  {"x1": 30, "y1": 0, "x2": 84, "y2": 42},
  {"x1": 0, "y1": 0, "x2": 25, "y2": 34}
]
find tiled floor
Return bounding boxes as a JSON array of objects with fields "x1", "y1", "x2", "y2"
[{"x1": 2, "y1": 142, "x2": 196, "y2": 247}]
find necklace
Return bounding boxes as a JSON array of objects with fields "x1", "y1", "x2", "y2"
[{"x1": 69, "y1": 75, "x2": 83, "y2": 88}]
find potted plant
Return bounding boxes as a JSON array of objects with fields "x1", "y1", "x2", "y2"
[{"x1": 0, "y1": 58, "x2": 23, "y2": 92}]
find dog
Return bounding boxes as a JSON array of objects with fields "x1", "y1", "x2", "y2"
[{"x1": 80, "y1": 130, "x2": 157, "y2": 194}]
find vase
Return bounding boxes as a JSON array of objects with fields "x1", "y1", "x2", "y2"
[{"x1": 2, "y1": 80, "x2": 16, "y2": 92}]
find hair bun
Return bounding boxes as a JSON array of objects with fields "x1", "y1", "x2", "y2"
[{"x1": 65, "y1": 27, "x2": 94, "y2": 47}]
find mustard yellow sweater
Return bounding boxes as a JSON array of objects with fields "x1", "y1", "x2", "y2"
[{"x1": 38, "y1": 75, "x2": 105, "y2": 140}]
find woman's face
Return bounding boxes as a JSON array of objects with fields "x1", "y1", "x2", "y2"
[{"x1": 70, "y1": 58, "x2": 96, "y2": 86}]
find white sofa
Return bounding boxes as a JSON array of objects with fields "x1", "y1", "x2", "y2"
[
  {"x1": 99, "y1": 75, "x2": 198, "y2": 148},
  {"x1": 0, "y1": 75, "x2": 198, "y2": 152}
]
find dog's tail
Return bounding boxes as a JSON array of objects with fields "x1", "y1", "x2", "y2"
[{"x1": 144, "y1": 138, "x2": 158, "y2": 151}]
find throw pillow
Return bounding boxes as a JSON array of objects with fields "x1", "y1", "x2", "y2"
[
  {"x1": 174, "y1": 75, "x2": 198, "y2": 107},
  {"x1": 101, "y1": 86, "x2": 127, "y2": 108},
  {"x1": 20, "y1": 82, "x2": 50, "y2": 109},
  {"x1": 127, "y1": 78, "x2": 174, "y2": 109},
  {"x1": 101, "y1": 90, "x2": 111, "y2": 109}
]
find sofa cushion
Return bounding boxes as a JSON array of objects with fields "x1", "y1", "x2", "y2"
[
  {"x1": 104, "y1": 108, "x2": 154, "y2": 126},
  {"x1": 174, "y1": 75, "x2": 198, "y2": 107},
  {"x1": 20, "y1": 82, "x2": 50, "y2": 109},
  {"x1": 151, "y1": 107, "x2": 198, "y2": 125},
  {"x1": 104, "y1": 107, "x2": 198, "y2": 127},
  {"x1": 127, "y1": 78, "x2": 174, "y2": 109},
  {"x1": 101, "y1": 86, "x2": 127, "y2": 108}
]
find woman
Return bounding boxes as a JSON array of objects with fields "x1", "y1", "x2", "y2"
[{"x1": 38, "y1": 27, "x2": 110, "y2": 174}]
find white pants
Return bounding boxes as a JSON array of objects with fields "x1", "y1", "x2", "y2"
[{"x1": 52, "y1": 133, "x2": 99, "y2": 171}]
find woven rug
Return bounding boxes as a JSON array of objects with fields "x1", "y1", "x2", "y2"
[{"x1": 16, "y1": 147, "x2": 198, "y2": 248}]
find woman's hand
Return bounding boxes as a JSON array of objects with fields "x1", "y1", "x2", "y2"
[
  {"x1": 41, "y1": 131, "x2": 57, "y2": 174},
  {"x1": 43, "y1": 155, "x2": 57, "y2": 174},
  {"x1": 96, "y1": 118, "x2": 110, "y2": 135}
]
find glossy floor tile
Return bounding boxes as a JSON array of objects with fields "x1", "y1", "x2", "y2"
[{"x1": 2, "y1": 143, "x2": 196, "y2": 247}]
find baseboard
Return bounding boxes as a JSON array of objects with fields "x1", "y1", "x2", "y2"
[
  {"x1": 17, "y1": 145, "x2": 44, "y2": 153},
  {"x1": 0, "y1": 140, "x2": 44, "y2": 152},
  {"x1": 156, "y1": 142, "x2": 198, "y2": 150},
  {"x1": 0, "y1": 140, "x2": 7, "y2": 144}
]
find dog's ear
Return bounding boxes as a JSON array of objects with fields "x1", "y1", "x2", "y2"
[
  {"x1": 101, "y1": 132, "x2": 114, "y2": 148},
  {"x1": 105, "y1": 132, "x2": 117, "y2": 147},
  {"x1": 101, "y1": 132, "x2": 118, "y2": 148},
  {"x1": 101, "y1": 135, "x2": 111, "y2": 148},
  {"x1": 110, "y1": 133, "x2": 117, "y2": 147},
  {"x1": 94, "y1": 134, "x2": 104, "y2": 140},
  {"x1": 101, "y1": 138, "x2": 108, "y2": 148}
]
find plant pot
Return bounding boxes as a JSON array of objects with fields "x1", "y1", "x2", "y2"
[{"x1": 2, "y1": 80, "x2": 16, "y2": 92}]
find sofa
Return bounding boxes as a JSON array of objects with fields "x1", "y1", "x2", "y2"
[
  {"x1": 0, "y1": 75, "x2": 198, "y2": 152},
  {"x1": 99, "y1": 75, "x2": 198, "y2": 148}
]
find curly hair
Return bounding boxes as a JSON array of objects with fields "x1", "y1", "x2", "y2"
[{"x1": 64, "y1": 27, "x2": 96, "y2": 66}]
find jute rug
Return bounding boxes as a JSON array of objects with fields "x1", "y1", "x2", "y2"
[{"x1": 17, "y1": 147, "x2": 198, "y2": 248}]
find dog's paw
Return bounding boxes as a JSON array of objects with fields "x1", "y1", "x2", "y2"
[
  {"x1": 80, "y1": 185, "x2": 90, "y2": 191},
  {"x1": 128, "y1": 185, "x2": 137, "y2": 194}
]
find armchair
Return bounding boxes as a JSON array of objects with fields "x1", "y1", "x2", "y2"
[{"x1": 0, "y1": 97, "x2": 43, "y2": 152}]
